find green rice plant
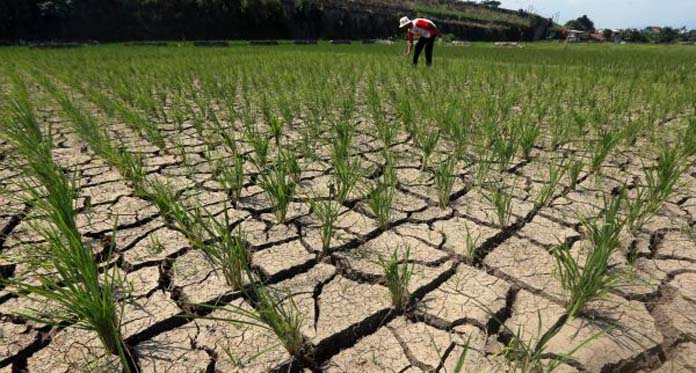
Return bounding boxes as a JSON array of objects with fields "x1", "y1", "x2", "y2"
[
  {"x1": 589, "y1": 128, "x2": 619, "y2": 173},
  {"x1": 625, "y1": 145, "x2": 686, "y2": 233},
  {"x1": 462, "y1": 221, "x2": 480, "y2": 260},
  {"x1": 395, "y1": 95, "x2": 416, "y2": 135},
  {"x1": 191, "y1": 207, "x2": 250, "y2": 290},
  {"x1": 144, "y1": 179, "x2": 197, "y2": 236},
  {"x1": 46, "y1": 82, "x2": 114, "y2": 157},
  {"x1": 208, "y1": 115, "x2": 239, "y2": 156},
  {"x1": 451, "y1": 336, "x2": 472, "y2": 373},
  {"x1": 145, "y1": 179, "x2": 249, "y2": 289},
  {"x1": 42, "y1": 78, "x2": 148, "y2": 191},
  {"x1": 495, "y1": 313, "x2": 601, "y2": 373},
  {"x1": 366, "y1": 180, "x2": 395, "y2": 230},
  {"x1": 212, "y1": 156, "x2": 245, "y2": 205},
  {"x1": 330, "y1": 142, "x2": 363, "y2": 204},
  {"x1": 368, "y1": 84, "x2": 398, "y2": 148},
  {"x1": 413, "y1": 126, "x2": 441, "y2": 170},
  {"x1": 333, "y1": 118, "x2": 354, "y2": 160},
  {"x1": 567, "y1": 158, "x2": 584, "y2": 189},
  {"x1": 112, "y1": 147, "x2": 147, "y2": 193},
  {"x1": 258, "y1": 154, "x2": 297, "y2": 224},
  {"x1": 251, "y1": 283, "x2": 306, "y2": 358},
  {"x1": 650, "y1": 144, "x2": 686, "y2": 201},
  {"x1": 681, "y1": 118, "x2": 696, "y2": 156},
  {"x1": 433, "y1": 155, "x2": 457, "y2": 209},
  {"x1": 519, "y1": 120, "x2": 540, "y2": 159},
  {"x1": 204, "y1": 278, "x2": 306, "y2": 360},
  {"x1": 553, "y1": 193, "x2": 624, "y2": 318},
  {"x1": 366, "y1": 162, "x2": 396, "y2": 230},
  {"x1": 474, "y1": 297, "x2": 602, "y2": 373},
  {"x1": 483, "y1": 183, "x2": 514, "y2": 229},
  {"x1": 1, "y1": 87, "x2": 135, "y2": 370},
  {"x1": 103, "y1": 96, "x2": 166, "y2": 149},
  {"x1": 308, "y1": 197, "x2": 342, "y2": 257},
  {"x1": 473, "y1": 148, "x2": 495, "y2": 187},
  {"x1": 378, "y1": 247, "x2": 413, "y2": 311},
  {"x1": 284, "y1": 151, "x2": 302, "y2": 185},
  {"x1": 262, "y1": 97, "x2": 284, "y2": 146},
  {"x1": 534, "y1": 160, "x2": 567, "y2": 208},
  {"x1": 550, "y1": 119, "x2": 571, "y2": 150},
  {"x1": 491, "y1": 130, "x2": 519, "y2": 171},
  {"x1": 244, "y1": 124, "x2": 270, "y2": 171}
]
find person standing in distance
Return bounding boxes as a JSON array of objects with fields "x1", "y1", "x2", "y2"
[{"x1": 399, "y1": 16, "x2": 442, "y2": 66}]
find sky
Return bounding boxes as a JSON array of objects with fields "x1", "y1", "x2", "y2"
[{"x1": 497, "y1": 0, "x2": 696, "y2": 29}]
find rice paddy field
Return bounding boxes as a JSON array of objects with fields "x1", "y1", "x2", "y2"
[{"x1": 0, "y1": 42, "x2": 695, "y2": 372}]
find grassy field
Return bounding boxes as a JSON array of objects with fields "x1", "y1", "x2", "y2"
[{"x1": 0, "y1": 42, "x2": 695, "y2": 372}]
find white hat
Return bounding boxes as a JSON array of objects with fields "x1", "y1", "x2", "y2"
[{"x1": 399, "y1": 16, "x2": 411, "y2": 29}]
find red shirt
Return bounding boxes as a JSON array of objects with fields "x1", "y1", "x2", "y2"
[{"x1": 408, "y1": 18, "x2": 441, "y2": 41}]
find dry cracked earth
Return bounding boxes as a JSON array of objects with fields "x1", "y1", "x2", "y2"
[{"x1": 0, "y1": 102, "x2": 695, "y2": 372}]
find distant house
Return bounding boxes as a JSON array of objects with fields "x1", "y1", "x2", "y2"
[
  {"x1": 595, "y1": 29, "x2": 624, "y2": 43},
  {"x1": 567, "y1": 30, "x2": 588, "y2": 42}
]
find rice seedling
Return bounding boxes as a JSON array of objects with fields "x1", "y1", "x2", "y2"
[
  {"x1": 308, "y1": 196, "x2": 342, "y2": 257},
  {"x1": 203, "y1": 276, "x2": 306, "y2": 360},
  {"x1": 1, "y1": 86, "x2": 135, "y2": 370},
  {"x1": 144, "y1": 178, "x2": 250, "y2": 289},
  {"x1": 439, "y1": 106, "x2": 470, "y2": 158},
  {"x1": 258, "y1": 154, "x2": 298, "y2": 224},
  {"x1": 567, "y1": 158, "x2": 584, "y2": 189},
  {"x1": 462, "y1": 221, "x2": 480, "y2": 260},
  {"x1": 191, "y1": 207, "x2": 250, "y2": 290},
  {"x1": 147, "y1": 181, "x2": 203, "y2": 235},
  {"x1": 433, "y1": 155, "x2": 457, "y2": 209},
  {"x1": 473, "y1": 148, "x2": 495, "y2": 187},
  {"x1": 366, "y1": 161, "x2": 396, "y2": 230},
  {"x1": 534, "y1": 159, "x2": 567, "y2": 208},
  {"x1": 112, "y1": 147, "x2": 147, "y2": 192},
  {"x1": 366, "y1": 180, "x2": 395, "y2": 230},
  {"x1": 330, "y1": 138, "x2": 363, "y2": 204},
  {"x1": 553, "y1": 193, "x2": 624, "y2": 318},
  {"x1": 491, "y1": 129, "x2": 519, "y2": 171},
  {"x1": 625, "y1": 144, "x2": 686, "y2": 233},
  {"x1": 368, "y1": 83, "x2": 398, "y2": 148},
  {"x1": 519, "y1": 119, "x2": 540, "y2": 159},
  {"x1": 244, "y1": 124, "x2": 270, "y2": 171},
  {"x1": 395, "y1": 95, "x2": 416, "y2": 135},
  {"x1": 378, "y1": 247, "x2": 413, "y2": 311},
  {"x1": 483, "y1": 182, "x2": 514, "y2": 228},
  {"x1": 45, "y1": 80, "x2": 114, "y2": 157},
  {"x1": 451, "y1": 336, "x2": 472, "y2": 373},
  {"x1": 681, "y1": 118, "x2": 696, "y2": 156},
  {"x1": 262, "y1": 96, "x2": 284, "y2": 146},
  {"x1": 413, "y1": 125, "x2": 441, "y2": 170},
  {"x1": 211, "y1": 155, "x2": 245, "y2": 206},
  {"x1": 589, "y1": 128, "x2": 619, "y2": 173},
  {"x1": 251, "y1": 282, "x2": 306, "y2": 358}
]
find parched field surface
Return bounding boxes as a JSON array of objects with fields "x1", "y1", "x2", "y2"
[{"x1": 0, "y1": 43, "x2": 695, "y2": 372}]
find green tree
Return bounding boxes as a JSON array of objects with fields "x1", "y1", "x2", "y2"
[
  {"x1": 623, "y1": 28, "x2": 648, "y2": 43},
  {"x1": 481, "y1": 1, "x2": 501, "y2": 8},
  {"x1": 602, "y1": 29, "x2": 613, "y2": 40},
  {"x1": 688, "y1": 30, "x2": 696, "y2": 42},
  {"x1": 654, "y1": 27, "x2": 678, "y2": 43},
  {"x1": 565, "y1": 15, "x2": 595, "y2": 32}
]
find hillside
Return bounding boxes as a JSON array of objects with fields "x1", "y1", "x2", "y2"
[{"x1": 0, "y1": 0, "x2": 553, "y2": 42}]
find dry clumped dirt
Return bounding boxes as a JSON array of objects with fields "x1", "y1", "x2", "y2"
[{"x1": 0, "y1": 102, "x2": 695, "y2": 373}]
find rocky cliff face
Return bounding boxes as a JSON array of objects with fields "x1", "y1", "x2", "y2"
[
  {"x1": 0, "y1": 0, "x2": 552, "y2": 42},
  {"x1": 284, "y1": 0, "x2": 552, "y2": 41}
]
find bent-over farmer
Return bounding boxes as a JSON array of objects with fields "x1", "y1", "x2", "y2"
[{"x1": 399, "y1": 16, "x2": 442, "y2": 66}]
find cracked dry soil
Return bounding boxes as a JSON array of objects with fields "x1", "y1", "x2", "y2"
[{"x1": 1, "y1": 49, "x2": 696, "y2": 373}]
